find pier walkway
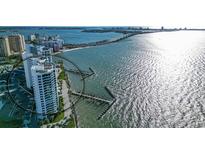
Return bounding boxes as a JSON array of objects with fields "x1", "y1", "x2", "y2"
[
  {"x1": 71, "y1": 91, "x2": 113, "y2": 104},
  {"x1": 70, "y1": 86, "x2": 117, "y2": 120}
]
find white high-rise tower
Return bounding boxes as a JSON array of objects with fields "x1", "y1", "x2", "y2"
[
  {"x1": 22, "y1": 44, "x2": 58, "y2": 119},
  {"x1": 31, "y1": 61, "x2": 58, "y2": 119}
]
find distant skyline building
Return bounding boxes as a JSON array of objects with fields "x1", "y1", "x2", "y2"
[
  {"x1": 0, "y1": 37, "x2": 12, "y2": 57},
  {"x1": 42, "y1": 39, "x2": 64, "y2": 52},
  {"x1": 28, "y1": 33, "x2": 64, "y2": 52},
  {"x1": 8, "y1": 34, "x2": 25, "y2": 54},
  {"x1": 31, "y1": 61, "x2": 58, "y2": 119},
  {"x1": 28, "y1": 34, "x2": 36, "y2": 42}
]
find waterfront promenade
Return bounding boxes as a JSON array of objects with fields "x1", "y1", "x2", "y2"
[{"x1": 62, "y1": 80, "x2": 72, "y2": 118}]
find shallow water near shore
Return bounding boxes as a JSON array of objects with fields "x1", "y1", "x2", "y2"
[{"x1": 59, "y1": 31, "x2": 205, "y2": 128}]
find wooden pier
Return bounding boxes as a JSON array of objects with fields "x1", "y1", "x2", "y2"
[
  {"x1": 71, "y1": 91, "x2": 113, "y2": 104},
  {"x1": 70, "y1": 86, "x2": 117, "y2": 121}
]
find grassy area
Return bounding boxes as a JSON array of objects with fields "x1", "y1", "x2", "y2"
[
  {"x1": 59, "y1": 96, "x2": 64, "y2": 110},
  {"x1": 67, "y1": 116, "x2": 75, "y2": 128},
  {"x1": 50, "y1": 96, "x2": 64, "y2": 123},
  {"x1": 58, "y1": 69, "x2": 66, "y2": 80},
  {"x1": 58, "y1": 62, "x2": 69, "y2": 81},
  {"x1": 52, "y1": 112, "x2": 64, "y2": 123}
]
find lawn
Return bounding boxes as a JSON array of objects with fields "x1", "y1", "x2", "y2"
[
  {"x1": 51, "y1": 96, "x2": 64, "y2": 123},
  {"x1": 52, "y1": 112, "x2": 64, "y2": 123},
  {"x1": 58, "y1": 70, "x2": 66, "y2": 80},
  {"x1": 67, "y1": 116, "x2": 75, "y2": 128}
]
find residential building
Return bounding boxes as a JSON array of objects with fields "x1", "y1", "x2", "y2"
[
  {"x1": 23, "y1": 44, "x2": 58, "y2": 119},
  {"x1": 22, "y1": 44, "x2": 53, "y2": 89},
  {"x1": 0, "y1": 37, "x2": 12, "y2": 57},
  {"x1": 28, "y1": 34, "x2": 36, "y2": 42},
  {"x1": 8, "y1": 34, "x2": 25, "y2": 54},
  {"x1": 42, "y1": 39, "x2": 64, "y2": 52},
  {"x1": 31, "y1": 61, "x2": 58, "y2": 119}
]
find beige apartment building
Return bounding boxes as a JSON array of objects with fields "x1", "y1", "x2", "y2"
[
  {"x1": 0, "y1": 37, "x2": 12, "y2": 57},
  {"x1": 8, "y1": 34, "x2": 25, "y2": 54}
]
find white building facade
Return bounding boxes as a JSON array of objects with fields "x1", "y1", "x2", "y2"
[{"x1": 31, "y1": 62, "x2": 58, "y2": 119}]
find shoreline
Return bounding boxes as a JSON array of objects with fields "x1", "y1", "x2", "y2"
[
  {"x1": 52, "y1": 33, "x2": 142, "y2": 55},
  {"x1": 52, "y1": 46, "x2": 93, "y2": 55},
  {"x1": 53, "y1": 30, "x2": 180, "y2": 55}
]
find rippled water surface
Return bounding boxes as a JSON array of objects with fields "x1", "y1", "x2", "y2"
[{"x1": 60, "y1": 31, "x2": 205, "y2": 128}]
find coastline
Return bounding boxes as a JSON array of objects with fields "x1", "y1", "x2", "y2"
[
  {"x1": 53, "y1": 30, "x2": 179, "y2": 55},
  {"x1": 53, "y1": 33, "x2": 141, "y2": 55},
  {"x1": 52, "y1": 46, "x2": 92, "y2": 56},
  {"x1": 60, "y1": 46, "x2": 92, "y2": 54}
]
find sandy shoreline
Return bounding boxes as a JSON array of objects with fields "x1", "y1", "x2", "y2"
[{"x1": 52, "y1": 46, "x2": 93, "y2": 55}]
